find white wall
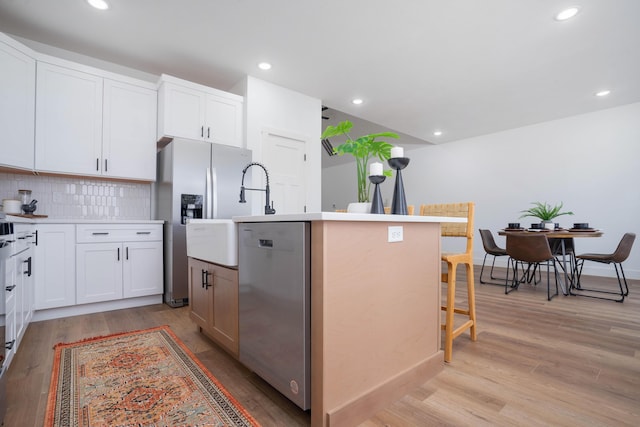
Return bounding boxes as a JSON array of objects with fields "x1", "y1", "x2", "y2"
[
  {"x1": 235, "y1": 76, "x2": 322, "y2": 214},
  {"x1": 322, "y1": 102, "x2": 640, "y2": 279}
]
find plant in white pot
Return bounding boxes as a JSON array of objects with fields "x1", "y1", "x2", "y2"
[
  {"x1": 520, "y1": 201, "x2": 574, "y2": 229},
  {"x1": 321, "y1": 120, "x2": 399, "y2": 210}
]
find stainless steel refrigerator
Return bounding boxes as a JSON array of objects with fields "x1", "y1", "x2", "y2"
[{"x1": 155, "y1": 138, "x2": 252, "y2": 307}]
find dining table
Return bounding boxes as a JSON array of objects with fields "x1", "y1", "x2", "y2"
[{"x1": 498, "y1": 228, "x2": 604, "y2": 295}]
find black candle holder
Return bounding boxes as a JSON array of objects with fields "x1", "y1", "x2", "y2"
[
  {"x1": 368, "y1": 175, "x2": 386, "y2": 214},
  {"x1": 388, "y1": 157, "x2": 410, "y2": 215}
]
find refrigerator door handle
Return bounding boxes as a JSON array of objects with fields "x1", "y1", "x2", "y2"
[
  {"x1": 205, "y1": 167, "x2": 212, "y2": 219},
  {"x1": 211, "y1": 167, "x2": 218, "y2": 219}
]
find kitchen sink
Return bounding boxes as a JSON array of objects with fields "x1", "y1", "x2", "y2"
[{"x1": 186, "y1": 219, "x2": 238, "y2": 267}]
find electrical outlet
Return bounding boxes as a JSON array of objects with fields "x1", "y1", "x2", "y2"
[{"x1": 388, "y1": 226, "x2": 403, "y2": 242}]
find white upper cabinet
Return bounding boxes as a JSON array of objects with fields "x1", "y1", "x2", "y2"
[
  {"x1": 35, "y1": 58, "x2": 157, "y2": 181},
  {"x1": 0, "y1": 34, "x2": 36, "y2": 170},
  {"x1": 157, "y1": 74, "x2": 243, "y2": 147},
  {"x1": 35, "y1": 61, "x2": 103, "y2": 176},
  {"x1": 103, "y1": 79, "x2": 157, "y2": 180},
  {"x1": 204, "y1": 93, "x2": 243, "y2": 146},
  {"x1": 158, "y1": 82, "x2": 206, "y2": 141}
]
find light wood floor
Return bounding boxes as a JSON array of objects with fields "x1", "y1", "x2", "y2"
[{"x1": 5, "y1": 267, "x2": 640, "y2": 426}]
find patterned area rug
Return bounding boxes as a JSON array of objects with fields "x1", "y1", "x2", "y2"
[{"x1": 45, "y1": 325, "x2": 260, "y2": 427}]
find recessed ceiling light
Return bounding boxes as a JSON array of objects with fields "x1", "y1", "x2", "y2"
[
  {"x1": 87, "y1": 0, "x2": 109, "y2": 10},
  {"x1": 555, "y1": 7, "x2": 579, "y2": 21},
  {"x1": 351, "y1": 98, "x2": 363, "y2": 105},
  {"x1": 595, "y1": 90, "x2": 611, "y2": 97},
  {"x1": 258, "y1": 62, "x2": 272, "y2": 70},
  {"x1": 433, "y1": 130, "x2": 443, "y2": 136}
]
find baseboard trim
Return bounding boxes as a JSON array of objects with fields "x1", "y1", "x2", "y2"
[
  {"x1": 32, "y1": 295, "x2": 162, "y2": 322},
  {"x1": 327, "y1": 351, "x2": 444, "y2": 427}
]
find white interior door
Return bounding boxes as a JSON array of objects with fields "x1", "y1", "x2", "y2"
[{"x1": 262, "y1": 129, "x2": 307, "y2": 214}]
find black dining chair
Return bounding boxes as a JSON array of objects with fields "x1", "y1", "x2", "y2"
[
  {"x1": 505, "y1": 233, "x2": 559, "y2": 301},
  {"x1": 479, "y1": 229, "x2": 508, "y2": 285},
  {"x1": 571, "y1": 233, "x2": 636, "y2": 302}
]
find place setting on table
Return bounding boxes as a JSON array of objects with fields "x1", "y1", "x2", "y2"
[{"x1": 501, "y1": 221, "x2": 602, "y2": 235}]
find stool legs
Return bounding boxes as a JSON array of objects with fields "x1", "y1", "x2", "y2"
[
  {"x1": 466, "y1": 263, "x2": 477, "y2": 341},
  {"x1": 442, "y1": 263, "x2": 457, "y2": 362},
  {"x1": 442, "y1": 261, "x2": 477, "y2": 363}
]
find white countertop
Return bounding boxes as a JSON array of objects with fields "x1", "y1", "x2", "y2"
[{"x1": 233, "y1": 212, "x2": 467, "y2": 223}]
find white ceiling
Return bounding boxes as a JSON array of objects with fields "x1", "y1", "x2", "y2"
[{"x1": 1, "y1": 0, "x2": 639, "y2": 148}]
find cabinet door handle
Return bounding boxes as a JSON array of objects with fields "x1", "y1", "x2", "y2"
[
  {"x1": 35, "y1": 229, "x2": 38, "y2": 246},
  {"x1": 117, "y1": 247, "x2": 120, "y2": 261},
  {"x1": 126, "y1": 246, "x2": 129, "y2": 260},
  {"x1": 96, "y1": 158, "x2": 99, "y2": 171},
  {"x1": 105, "y1": 158, "x2": 108, "y2": 172},
  {"x1": 207, "y1": 127, "x2": 210, "y2": 139},
  {"x1": 23, "y1": 257, "x2": 32, "y2": 277},
  {"x1": 5, "y1": 340, "x2": 15, "y2": 350},
  {"x1": 201, "y1": 269, "x2": 212, "y2": 289},
  {"x1": 5, "y1": 285, "x2": 16, "y2": 292},
  {"x1": 201, "y1": 126, "x2": 204, "y2": 138},
  {"x1": 136, "y1": 231, "x2": 151, "y2": 235},
  {"x1": 205, "y1": 271, "x2": 212, "y2": 289},
  {"x1": 92, "y1": 232, "x2": 109, "y2": 235}
]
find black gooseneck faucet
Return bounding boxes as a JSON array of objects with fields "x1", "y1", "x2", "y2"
[{"x1": 239, "y1": 162, "x2": 276, "y2": 215}]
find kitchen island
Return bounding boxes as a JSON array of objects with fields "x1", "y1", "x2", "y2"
[{"x1": 234, "y1": 212, "x2": 465, "y2": 427}]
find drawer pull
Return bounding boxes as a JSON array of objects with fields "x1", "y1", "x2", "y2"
[
  {"x1": 92, "y1": 232, "x2": 109, "y2": 235},
  {"x1": 136, "y1": 231, "x2": 151, "y2": 235},
  {"x1": 6, "y1": 285, "x2": 16, "y2": 292},
  {"x1": 5, "y1": 340, "x2": 15, "y2": 350}
]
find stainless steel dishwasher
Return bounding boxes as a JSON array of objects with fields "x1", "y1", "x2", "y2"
[{"x1": 238, "y1": 221, "x2": 310, "y2": 410}]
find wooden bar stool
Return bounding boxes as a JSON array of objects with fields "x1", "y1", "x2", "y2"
[{"x1": 420, "y1": 202, "x2": 477, "y2": 362}]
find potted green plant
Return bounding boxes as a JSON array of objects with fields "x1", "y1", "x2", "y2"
[
  {"x1": 520, "y1": 201, "x2": 574, "y2": 229},
  {"x1": 321, "y1": 120, "x2": 399, "y2": 206}
]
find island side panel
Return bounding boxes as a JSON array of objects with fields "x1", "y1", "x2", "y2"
[{"x1": 311, "y1": 220, "x2": 442, "y2": 427}]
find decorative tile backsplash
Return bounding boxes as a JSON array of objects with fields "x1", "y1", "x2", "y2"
[{"x1": 0, "y1": 172, "x2": 151, "y2": 220}]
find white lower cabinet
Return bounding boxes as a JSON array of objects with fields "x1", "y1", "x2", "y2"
[
  {"x1": 5, "y1": 224, "x2": 36, "y2": 368},
  {"x1": 75, "y1": 224, "x2": 163, "y2": 304},
  {"x1": 76, "y1": 242, "x2": 123, "y2": 304},
  {"x1": 123, "y1": 241, "x2": 163, "y2": 298},
  {"x1": 34, "y1": 224, "x2": 76, "y2": 309}
]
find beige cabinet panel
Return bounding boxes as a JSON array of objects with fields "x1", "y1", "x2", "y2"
[{"x1": 188, "y1": 257, "x2": 238, "y2": 356}]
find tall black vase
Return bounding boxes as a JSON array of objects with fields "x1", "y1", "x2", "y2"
[{"x1": 388, "y1": 157, "x2": 410, "y2": 215}]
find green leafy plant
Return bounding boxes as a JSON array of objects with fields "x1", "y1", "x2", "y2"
[
  {"x1": 519, "y1": 201, "x2": 574, "y2": 221},
  {"x1": 321, "y1": 120, "x2": 399, "y2": 202}
]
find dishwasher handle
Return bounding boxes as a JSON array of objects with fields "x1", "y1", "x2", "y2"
[{"x1": 258, "y1": 239, "x2": 273, "y2": 248}]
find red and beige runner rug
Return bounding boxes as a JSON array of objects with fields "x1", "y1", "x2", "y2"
[{"x1": 45, "y1": 325, "x2": 260, "y2": 427}]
